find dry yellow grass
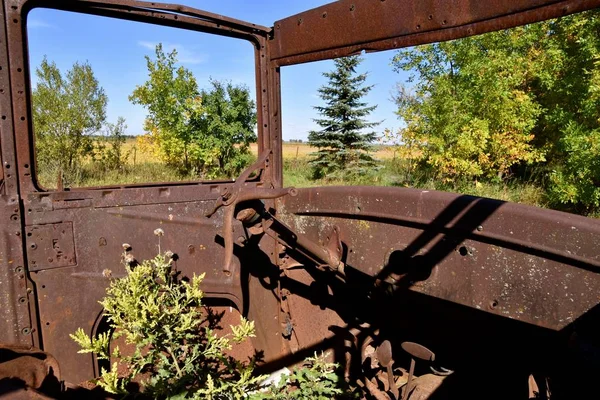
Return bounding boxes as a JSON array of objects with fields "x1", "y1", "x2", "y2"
[
  {"x1": 123, "y1": 138, "x2": 400, "y2": 165},
  {"x1": 122, "y1": 138, "x2": 154, "y2": 164},
  {"x1": 249, "y1": 142, "x2": 399, "y2": 160}
]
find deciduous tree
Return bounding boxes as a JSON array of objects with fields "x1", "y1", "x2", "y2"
[
  {"x1": 130, "y1": 44, "x2": 256, "y2": 178},
  {"x1": 391, "y1": 29, "x2": 545, "y2": 182},
  {"x1": 391, "y1": 10, "x2": 600, "y2": 211},
  {"x1": 32, "y1": 57, "x2": 107, "y2": 185}
]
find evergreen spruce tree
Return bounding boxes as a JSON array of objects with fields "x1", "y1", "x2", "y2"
[{"x1": 308, "y1": 55, "x2": 379, "y2": 178}]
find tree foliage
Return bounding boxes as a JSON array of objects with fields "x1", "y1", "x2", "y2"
[
  {"x1": 195, "y1": 80, "x2": 257, "y2": 177},
  {"x1": 391, "y1": 26, "x2": 545, "y2": 181},
  {"x1": 92, "y1": 117, "x2": 131, "y2": 173},
  {"x1": 308, "y1": 56, "x2": 379, "y2": 178},
  {"x1": 391, "y1": 10, "x2": 600, "y2": 210},
  {"x1": 533, "y1": 12, "x2": 600, "y2": 209},
  {"x1": 130, "y1": 44, "x2": 256, "y2": 178},
  {"x1": 32, "y1": 57, "x2": 108, "y2": 185}
]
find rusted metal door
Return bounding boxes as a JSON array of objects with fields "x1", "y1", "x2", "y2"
[{"x1": 0, "y1": 0, "x2": 283, "y2": 384}]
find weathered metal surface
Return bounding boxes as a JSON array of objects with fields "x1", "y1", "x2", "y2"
[
  {"x1": 205, "y1": 150, "x2": 296, "y2": 274},
  {"x1": 0, "y1": 196, "x2": 33, "y2": 346},
  {"x1": 275, "y1": 186, "x2": 600, "y2": 397},
  {"x1": 25, "y1": 194, "x2": 251, "y2": 381},
  {"x1": 271, "y1": 0, "x2": 600, "y2": 66},
  {"x1": 279, "y1": 186, "x2": 600, "y2": 331},
  {"x1": 0, "y1": 344, "x2": 61, "y2": 397},
  {"x1": 26, "y1": 223, "x2": 76, "y2": 272},
  {"x1": 401, "y1": 342, "x2": 435, "y2": 400},
  {"x1": 0, "y1": 0, "x2": 282, "y2": 384},
  {"x1": 0, "y1": 0, "x2": 598, "y2": 396},
  {"x1": 402, "y1": 342, "x2": 435, "y2": 362},
  {"x1": 0, "y1": 0, "x2": 36, "y2": 349},
  {"x1": 377, "y1": 340, "x2": 399, "y2": 398},
  {"x1": 259, "y1": 210, "x2": 344, "y2": 272}
]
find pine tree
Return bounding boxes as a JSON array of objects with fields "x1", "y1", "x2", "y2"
[{"x1": 308, "y1": 56, "x2": 379, "y2": 178}]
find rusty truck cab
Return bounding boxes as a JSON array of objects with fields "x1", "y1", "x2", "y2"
[{"x1": 1, "y1": 1, "x2": 600, "y2": 398}]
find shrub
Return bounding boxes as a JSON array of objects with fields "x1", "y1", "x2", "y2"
[
  {"x1": 71, "y1": 234, "x2": 346, "y2": 399},
  {"x1": 547, "y1": 123, "x2": 600, "y2": 211}
]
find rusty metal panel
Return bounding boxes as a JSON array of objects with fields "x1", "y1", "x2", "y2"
[
  {"x1": 0, "y1": 196, "x2": 33, "y2": 346},
  {"x1": 27, "y1": 200, "x2": 239, "y2": 382},
  {"x1": 274, "y1": 186, "x2": 600, "y2": 398},
  {"x1": 270, "y1": 0, "x2": 600, "y2": 66},
  {"x1": 279, "y1": 186, "x2": 600, "y2": 331},
  {"x1": 0, "y1": 0, "x2": 18, "y2": 198},
  {"x1": 0, "y1": 0, "x2": 35, "y2": 349},
  {"x1": 26, "y1": 223, "x2": 76, "y2": 272},
  {"x1": 23, "y1": 189, "x2": 285, "y2": 382},
  {"x1": 0, "y1": 0, "x2": 281, "y2": 383},
  {"x1": 0, "y1": 344, "x2": 62, "y2": 397},
  {"x1": 0, "y1": 150, "x2": 3, "y2": 189}
]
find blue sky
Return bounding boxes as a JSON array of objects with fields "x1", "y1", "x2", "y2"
[{"x1": 27, "y1": 1, "x2": 410, "y2": 141}]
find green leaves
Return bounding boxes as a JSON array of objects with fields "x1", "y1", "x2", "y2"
[
  {"x1": 97, "y1": 362, "x2": 128, "y2": 395},
  {"x1": 391, "y1": 28, "x2": 545, "y2": 181},
  {"x1": 390, "y1": 10, "x2": 600, "y2": 213},
  {"x1": 69, "y1": 328, "x2": 110, "y2": 360},
  {"x1": 253, "y1": 352, "x2": 342, "y2": 400},
  {"x1": 33, "y1": 57, "x2": 108, "y2": 186},
  {"x1": 130, "y1": 44, "x2": 257, "y2": 178},
  {"x1": 231, "y1": 318, "x2": 256, "y2": 344},
  {"x1": 71, "y1": 240, "x2": 349, "y2": 398},
  {"x1": 548, "y1": 123, "x2": 600, "y2": 209}
]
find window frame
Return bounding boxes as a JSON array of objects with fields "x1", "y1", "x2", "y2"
[{"x1": 9, "y1": 0, "x2": 278, "y2": 193}]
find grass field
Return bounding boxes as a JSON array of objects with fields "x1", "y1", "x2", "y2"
[
  {"x1": 119, "y1": 140, "x2": 400, "y2": 163},
  {"x1": 37, "y1": 137, "x2": 598, "y2": 217},
  {"x1": 249, "y1": 142, "x2": 399, "y2": 160}
]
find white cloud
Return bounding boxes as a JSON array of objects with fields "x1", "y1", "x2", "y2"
[
  {"x1": 28, "y1": 19, "x2": 55, "y2": 29},
  {"x1": 137, "y1": 41, "x2": 206, "y2": 64}
]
